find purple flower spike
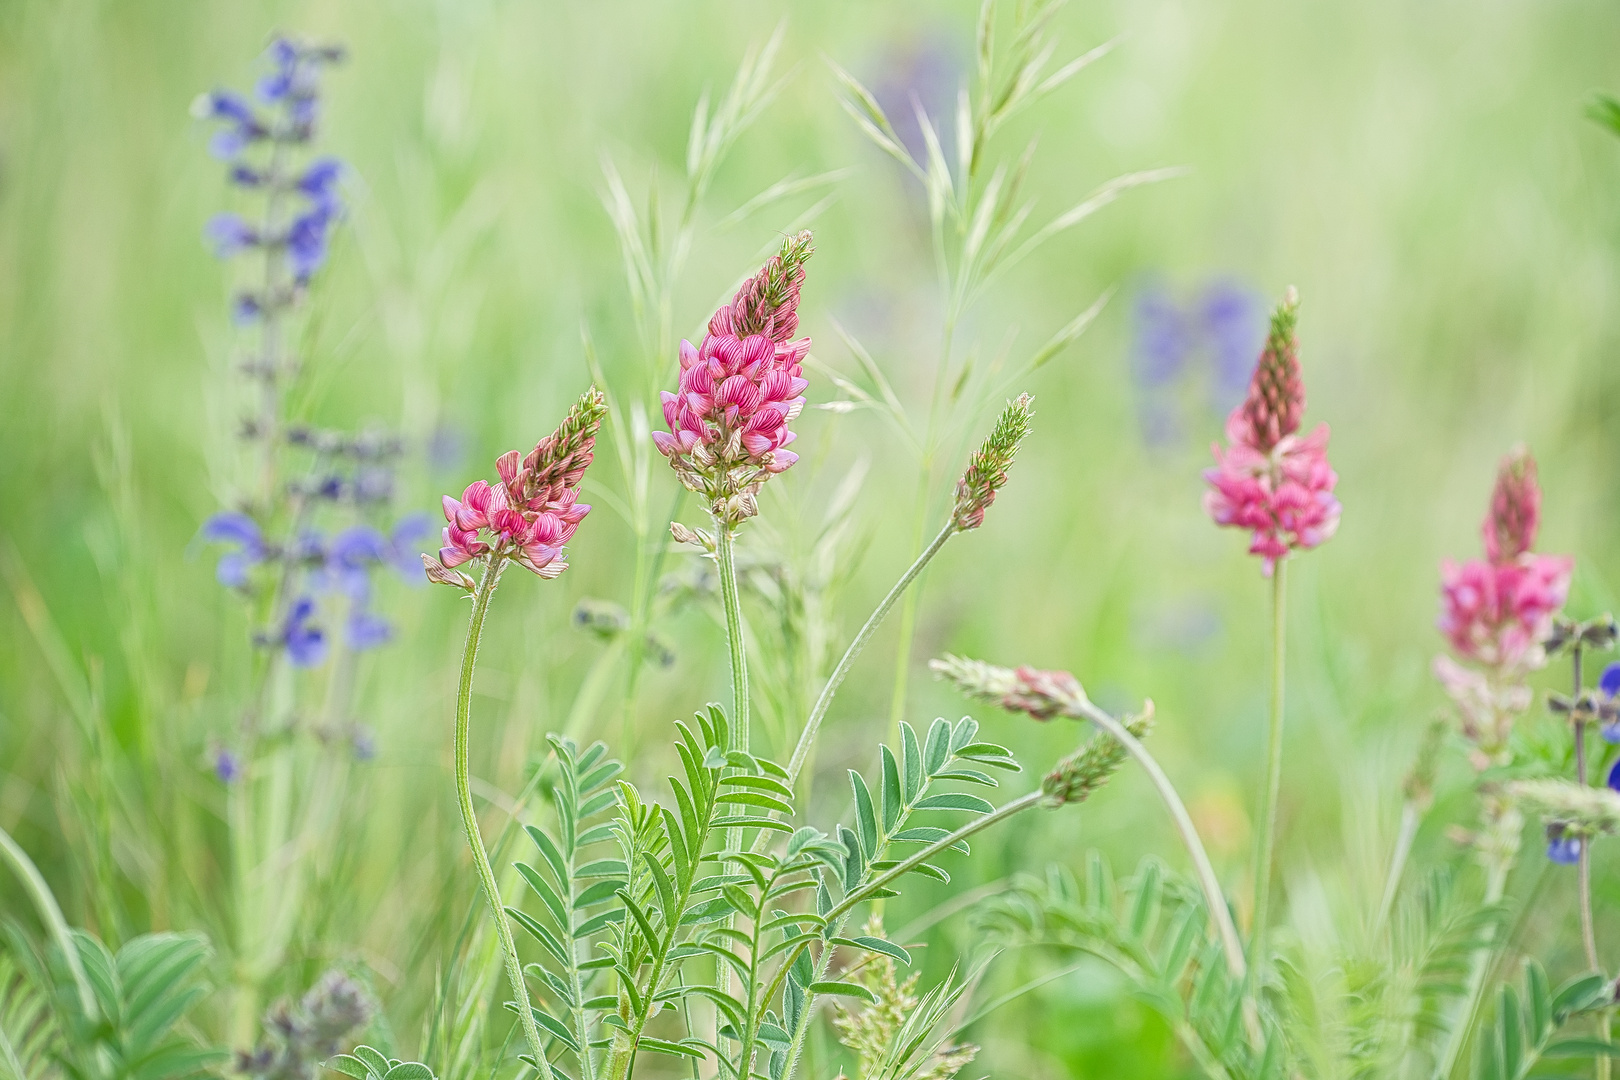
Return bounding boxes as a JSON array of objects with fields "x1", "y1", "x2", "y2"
[
  {"x1": 283, "y1": 596, "x2": 328, "y2": 667},
  {"x1": 328, "y1": 525, "x2": 389, "y2": 599},
  {"x1": 1547, "y1": 828, "x2": 1583, "y2": 865},
  {"x1": 1608, "y1": 759, "x2": 1620, "y2": 793}
]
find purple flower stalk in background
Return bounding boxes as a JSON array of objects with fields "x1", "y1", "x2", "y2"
[{"x1": 1131, "y1": 277, "x2": 1265, "y2": 445}]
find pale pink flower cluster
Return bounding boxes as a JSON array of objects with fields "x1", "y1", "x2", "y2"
[
  {"x1": 1433, "y1": 447, "x2": 1572, "y2": 757},
  {"x1": 1437, "y1": 449, "x2": 1571, "y2": 674},
  {"x1": 654, "y1": 232, "x2": 813, "y2": 524},
  {"x1": 1202, "y1": 289, "x2": 1340, "y2": 574}
]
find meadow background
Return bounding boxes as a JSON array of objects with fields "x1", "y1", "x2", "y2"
[{"x1": 2, "y1": 0, "x2": 1620, "y2": 1075}]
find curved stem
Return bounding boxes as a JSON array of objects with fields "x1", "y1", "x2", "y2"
[
  {"x1": 786, "y1": 521, "x2": 956, "y2": 787},
  {"x1": 0, "y1": 826, "x2": 95, "y2": 1020},
  {"x1": 1376, "y1": 801, "x2": 1421, "y2": 934},
  {"x1": 454, "y1": 557, "x2": 548, "y2": 1072},
  {"x1": 1250, "y1": 559, "x2": 1288, "y2": 976},
  {"x1": 1072, "y1": 700, "x2": 1248, "y2": 982},
  {"x1": 714, "y1": 522, "x2": 749, "y2": 753}
]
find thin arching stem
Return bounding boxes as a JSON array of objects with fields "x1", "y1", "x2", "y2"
[
  {"x1": 1071, "y1": 699, "x2": 1248, "y2": 982},
  {"x1": 453, "y1": 557, "x2": 549, "y2": 1071},
  {"x1": 786, "y1": 520, "x2": 956, "y2": 787}
]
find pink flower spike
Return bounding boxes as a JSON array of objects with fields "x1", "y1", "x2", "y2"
[
  {"x1": 654, "y1": 231, "x2": 816, "y2": 526},
  {"x1": 1203, "y1": 289, "x2": 1338, "y2": 572},
  {"x1": 423, "y1": 387, "x2": 606, "y2": 588}
]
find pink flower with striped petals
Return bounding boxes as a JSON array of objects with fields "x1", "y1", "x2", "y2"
[
  {"x1": 654, "y1": 232, "x2": 814, "y2": 525},
  {"x1": 424, "y1": 389, "x2": 605, "y2": 589}
]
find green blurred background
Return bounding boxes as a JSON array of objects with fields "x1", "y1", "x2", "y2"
[{"x1": 3, "y1": 0, "x2": 1620, "y2": 1074}]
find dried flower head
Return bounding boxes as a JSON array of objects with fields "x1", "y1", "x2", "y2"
[
  {"x1": 952, "y1": 394, "x2": 1034, "y2": 531},
  {"x1": 831, "y1": 918, "x2": 979, "y2": 1080},
  {"x1": 1203, "y1": 288, "x2": 1339, "y2": 574},
  {"x1": 928, "y1": 654, "x2": 1087, "y2": 720},
  {"x1": 237, "y1": 969, "x2": 373, "y2": 1080},
  {"x1": 424, "y1": 387, "x2": 604, "y2": 586},
  {"x1": 653, "y1": 232, "x2": 814, "y2": 526}
]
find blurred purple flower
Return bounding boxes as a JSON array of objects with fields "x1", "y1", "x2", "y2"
[
  {"x1": 868, "y1": 33, "x2": 962, "y2": 168},
  {"x1": 1547, "y1": 827, "x2": 1582, "y2": 865},
  {"x1": 202, "y1": 511, "x2": 267, "y2": 587},
  {"x1": 1130, "y1": 277, "x2": 1266, "y2": 445},
  {"x1": 1609, "y1": 758, "x2": 1620, "y2": 793},
  {"x1": 346, "y1": 609, "x2": 392, "y2": 651},
  {"x1": 351, "y1": 726, "x2": 376, "y2": 762},
  {"x1": 205, "y1": 213, "x2": 259, "y2": 257},
  {"x1": 281, "y1": 596, "x2": 328, "y2": 667},
  {"x1": 1602, "y1": 662, "x2": 1620, "y2": 743},
  {"x1": 214, "y1": 748, "x2": 241, "y2": 783},
  {"x1": 287, "y1": 202, "x2": 338, "y2": 282}
]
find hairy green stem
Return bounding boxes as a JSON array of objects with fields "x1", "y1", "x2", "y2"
[
  {"x1": 1250, "y1": 559, "x2": 1288, "y2": 976},
  {"x1": 786, "y1": 520, "x2": 956, "y2": 787},
  {"x1": 0, "y1": 826, "x2": 95, "y2": 1020},
  {"x1": 1072, "y1": 700, "x2": 1248, "y2": 982},
  {"x1": 454, "y1": 558, "x2": 548, "y2": 1072},
  {"x1": 1571, "y1": 639, "x2": 1610, "y2": 1080},
  {"x1": 714, "y1": 522, "x2": 749, "y2": 753}
]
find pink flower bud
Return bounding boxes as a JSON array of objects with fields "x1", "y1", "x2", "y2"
[{"x1": 1483, "y1": 446, "x2": 1541, "y2": 564}]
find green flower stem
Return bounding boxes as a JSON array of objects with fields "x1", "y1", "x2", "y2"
[
  {"x1": 1071, "y1": 699, "x2": 1248, "y2": 982},
  {"x1": 0, "y1": 825, "x2": 95, "y2": 1020},
  {"x1": 454, "y1": 557, "x2": 549, "y2": 1073},
  {"x1": 714, "y1": 521, "x2": 749, "y2": 754},
  {"x1": 786, "y1": 520, "x2": 956, "y2": 788},
  {"x1": 1249, "y1": 559, "x2": 1288, "y2": 976}
]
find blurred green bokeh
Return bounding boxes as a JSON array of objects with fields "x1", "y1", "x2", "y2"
[{"x1": 4, "y1": 0, "x2": 1620, "y2": 1074}]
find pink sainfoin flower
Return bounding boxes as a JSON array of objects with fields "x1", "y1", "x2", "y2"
[
  {"x1": 654, "y1": 232, "x2": 814, "y2": 525},
  {"x1": 1434, "y1": 447, "x2": 1572, "y2": 757},
  {"x1": 1203, "y1": 287, "x2": 1341, "y2": 574},
  {"x1": 423, "y1": 388, "x2": 606, "y2": 589}
]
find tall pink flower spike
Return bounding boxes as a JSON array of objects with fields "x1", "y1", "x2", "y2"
[
  {"x1": 1203, "y1": 287, "x2": 1341, "y2": 574},
  {"x1": 1433, "y1": 447, "x2": 1573, "y2": 756},
  {"x1": 654, "y1": 232, "x2": 813, "y2": 526},
  {"x1": 423, "y1": 388, "x2": 606, "y2": 590}
]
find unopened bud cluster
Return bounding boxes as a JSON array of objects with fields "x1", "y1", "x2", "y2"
[
  {"x1": 1043, "y1": 703, "x2": 1155, "y2": 805},
  {"x1": 952, "y1": 394, "x2": 1034, "y2": 531},
  {"x1": 1238, "y1": 287, "x2": 1302, "y2": 453},
  {"x1": 653, "y1": 233, "x2": 814, "y2": 526},
  {"x1": 424, "y1": 388, "x2": 605, "y2": 589}
]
